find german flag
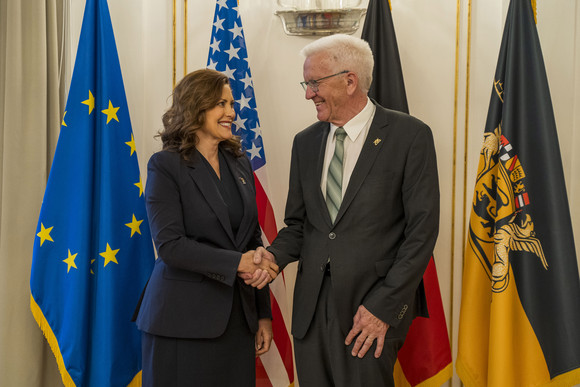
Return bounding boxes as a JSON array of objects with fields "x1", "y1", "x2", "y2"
[
  {"x1": 457, "y1": 0, "x2": 580, "y2": 386},
  {"x1": 362, "y1": 0, "x2": 452, "y2": 385}
]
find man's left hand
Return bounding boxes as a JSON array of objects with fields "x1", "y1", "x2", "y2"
[{"x1": 345, "y1": 305, "x2": 389, "y2": 359}]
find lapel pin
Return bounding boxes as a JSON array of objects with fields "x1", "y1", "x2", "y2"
[
  {"x1": 239, "y1": 177, "x2": 246, "y2": 185},
  {"x1": 373, "y1": 138, "x2": 382, "y2": 146}
]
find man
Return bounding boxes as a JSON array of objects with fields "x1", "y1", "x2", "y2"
[{"x1": 246, "y1": 34, "x2": 439, "y2": 387}]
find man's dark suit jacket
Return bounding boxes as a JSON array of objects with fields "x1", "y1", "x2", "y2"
[
  {"x1": 135, "y1": 148, "x2": 271, "y2": 339},
  {"x1": 269, "y1": 102, "x2": 439, "y2": 340}
]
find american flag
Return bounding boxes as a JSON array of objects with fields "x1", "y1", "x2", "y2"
[{"x1": 207, "y1": 0, "x2": 295, "y2": 385}]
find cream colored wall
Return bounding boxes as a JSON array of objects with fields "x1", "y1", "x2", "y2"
[{"x1": 64, "y1": 1, "x2": 580, "y2": 386}]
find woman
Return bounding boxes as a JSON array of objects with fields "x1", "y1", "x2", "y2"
[{"x1": 135, "y1": 69, "x2": 278, "y2": 386}]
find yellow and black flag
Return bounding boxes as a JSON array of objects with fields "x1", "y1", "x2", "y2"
[{"x1": 456, "y1": 0, "x2": 580, "y2": 386}]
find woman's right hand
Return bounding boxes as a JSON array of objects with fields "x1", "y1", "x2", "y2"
[{"x1": 237, "y1": 250, "x2": 278, "y2": 289}]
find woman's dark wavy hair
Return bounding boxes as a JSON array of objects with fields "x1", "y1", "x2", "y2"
[{"x1": 158, "y1": 69, "x2": 243, "y2": 159}]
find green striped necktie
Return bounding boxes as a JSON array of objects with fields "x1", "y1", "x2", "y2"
[{"x1": 326, "y1": 127, "x2": 347, "y2": 223}]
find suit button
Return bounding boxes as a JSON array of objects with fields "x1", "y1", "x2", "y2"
[{"x1": 329, "y1": 232, "x2": 336, "y2": 240}]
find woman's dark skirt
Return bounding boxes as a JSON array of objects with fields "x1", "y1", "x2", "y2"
[{"x1": 142, "y1": 285, "x2": 255, "y2": 387}]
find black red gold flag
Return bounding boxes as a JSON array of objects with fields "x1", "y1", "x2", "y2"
[
  {"x1": 457, "y1": 0, "x2": 580, "y2": 385},
  {"x1": 361, "y1": 0, "x2": 408, "y2": 114},
  {"x1": 362, "y1": 1, "x2": 453, "y2": 386}
]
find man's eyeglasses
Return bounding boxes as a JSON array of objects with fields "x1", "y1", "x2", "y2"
[{"x1": 300, "y1": 70, "x2": 350, "y2": 92}]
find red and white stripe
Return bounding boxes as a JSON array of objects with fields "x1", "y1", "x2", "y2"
[{"x1": 254, "y1": 167, "x2": 295, "y2": 387}]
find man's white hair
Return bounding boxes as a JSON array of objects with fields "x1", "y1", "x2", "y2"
[{"x1": 300, "y1": 34, "x2": 374, "y2": 92}]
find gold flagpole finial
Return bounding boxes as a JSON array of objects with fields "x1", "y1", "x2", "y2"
[{"x1": 531, "y1": 0, "x2": 537, "y2": 24}]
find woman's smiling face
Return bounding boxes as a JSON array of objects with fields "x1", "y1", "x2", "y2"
[{"x1": 197, "y1": 84, "x2": 236, "y2": 144}]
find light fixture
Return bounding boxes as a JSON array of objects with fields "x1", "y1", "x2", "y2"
[{"x1": 275, "y1": 0, "x2": 366, "y2": 36}]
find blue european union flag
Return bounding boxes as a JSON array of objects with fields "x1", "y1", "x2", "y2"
[{"x1": 29, "y1": 0, "x2": 155, "y2": 386}]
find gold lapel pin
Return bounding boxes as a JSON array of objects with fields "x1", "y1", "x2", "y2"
[
  {"x1": 373, "y1": 138, "x2": 382, "y2": 146},
  {"x1": 239, "y1": 177, "x2": 246, "y2": 185}
]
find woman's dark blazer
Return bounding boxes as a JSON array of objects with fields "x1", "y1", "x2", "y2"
[{"x1": 135, "y1": 148, "x2": 271, "y2": 339}]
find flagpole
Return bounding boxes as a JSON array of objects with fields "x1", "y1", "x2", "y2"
[
  {"x1": 462, "y1": 0, "x2": 472, "y2": 261},
  {"x1": 184, "y1": 0, "x2": 187, "y2": 77},
  {"x1": 450, "y1": 0, "x2": 461, "y2": 365},
  {"x1": 172, "y1": 0, "x2": 176, "y2": 87}
]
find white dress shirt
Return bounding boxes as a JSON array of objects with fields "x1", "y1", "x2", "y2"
[{"x1": 321, "y1": 98, "x2": 376, "y2": 199}]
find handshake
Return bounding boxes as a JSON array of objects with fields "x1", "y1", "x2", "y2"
[{"x1": 237, "y1": 247, "x2": 279, "y2": 289}]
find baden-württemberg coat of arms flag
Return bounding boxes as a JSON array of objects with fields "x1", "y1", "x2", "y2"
[
  {"x1": 30, "y1": 0, "x2": 155, "y2": 385},
  {"x1": 456, "y1": 0, "x2": 580, "y2": 386}
]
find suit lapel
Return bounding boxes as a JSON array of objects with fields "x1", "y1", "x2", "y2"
[
  {"x1": 334, "y1": 106, "x2": 389, "y2": 225},
  {"x1": 221, "y1": 151, "x2": 255, "y2": 248},
  {"x1": 311, "y1": 123, "x2": 334, "y2": 226},
  {"x1": 186, "y1": 152, "x2": 236, "y2": 245}
]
